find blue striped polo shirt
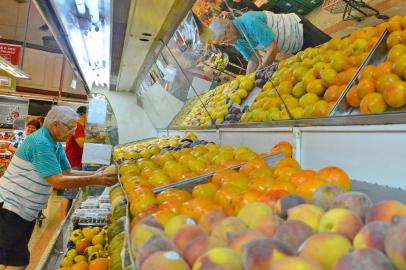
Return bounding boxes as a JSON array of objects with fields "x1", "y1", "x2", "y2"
[
  {"x1": 0, "y1": 127, "x2": 71, "y2": 221},
  {"x1": 233, "y1": 11, "x2": 303, "y2": 60}
]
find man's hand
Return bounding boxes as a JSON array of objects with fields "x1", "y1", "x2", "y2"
[{"x1": 94, "y1": 171, "x2": 118, "y2": 186}]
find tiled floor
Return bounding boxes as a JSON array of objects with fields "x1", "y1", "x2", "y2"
[
  {"x1": 307, "y1": 0, "x2": 405, "y2": 37},
  {"x1": 26, "y1": 193, "x2": 64, "y2": 270}
]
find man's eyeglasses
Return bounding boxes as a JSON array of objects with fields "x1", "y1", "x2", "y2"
[{"x1": 60, "y1": 122, "x2": 76, "y2": 131}]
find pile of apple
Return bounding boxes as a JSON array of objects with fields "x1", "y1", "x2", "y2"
[
  {"x1": 129, "y1": 184, "x2": 406, "y2": 270},
  {"x1": 181, "y1": 73, "x2": 256, "y2": 126},
  {"x1": 345, "y1": 14, "x2": 406, "y2": 114},
  {"x1": 113, "y1": 135, "x2": 190, "y2": 161},
  {"x1": 59, "y1": 226, "x2": 109, "y2": 270},
  {"x1": 241, "y1": 23, "x2": 385, "y2": 122}
]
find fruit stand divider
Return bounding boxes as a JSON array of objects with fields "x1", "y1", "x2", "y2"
[
  {"x1": 330, "y1": 29, "x2": 390, "y2": 116},
  {"x1": 115, "y1": 164, "x2": 138, "y2": 269}
]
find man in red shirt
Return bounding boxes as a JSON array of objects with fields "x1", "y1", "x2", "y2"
[{"x1": 61, "y1": 106, "x2": 86, "y2": 216}]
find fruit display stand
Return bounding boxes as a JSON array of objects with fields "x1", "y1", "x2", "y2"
[{"x1": 113, "y1": 135, "x2": 406, "y2": 270}]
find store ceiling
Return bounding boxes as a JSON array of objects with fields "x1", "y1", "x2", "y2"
[{"x1": 113, "y1": 0, "x2": 195, "y2": 92}]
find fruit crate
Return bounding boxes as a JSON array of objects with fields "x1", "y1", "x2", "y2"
[
  {"x1": 151, "y1": 152, "x2": 285, "y2": 194},
  {"x1": 331, "y1": 29, "x2": 406, "y2": 116}
]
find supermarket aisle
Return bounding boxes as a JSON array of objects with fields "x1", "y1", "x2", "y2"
[
  {"x1": 26, "y1": 192, "x2": 64, "y2": 270},
  {"x1": 307, "y1": 0, "x2": 404, "y2": 36}
]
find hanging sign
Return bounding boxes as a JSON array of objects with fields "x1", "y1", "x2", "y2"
[{"x1": 0, "y1": 43, "x2": 21, "y2": 91}]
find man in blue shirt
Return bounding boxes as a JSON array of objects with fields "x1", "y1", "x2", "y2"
[
  {"x1": 0, "y1": 106, "x2": 116, "y2": 269},
  {"x1": 210, "y1": 11, "x2": 331, "y2": 73}
]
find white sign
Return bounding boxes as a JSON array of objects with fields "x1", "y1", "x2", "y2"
[{"x1": 82, "y1": 143, "x2": 112, "y2": 165}]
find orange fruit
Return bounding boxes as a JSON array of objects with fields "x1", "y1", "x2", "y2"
[
  {"x1": 89, "y1": 258, "x2": 109, "y2": 270},
  {"x1": 387, "y1": 31, "x2": 403, "y2": 49},
  {"x1": 374, "y1": 62, "x2": 393, "y2": 79},
  {"x1": 324, "y1": 85, "x2": 344, "y2": 102},
  {"x1": 387, "y1": 15, "x2": 403, "y2": 33},
  {"x1": 346, "y1": 85, "x2": 362, "y2": 107},
  {"x1": 383, "y1": 80, "x2": 406, "y2": 108},
  {"x1": 192, "y1": 182, "x2": 219, "y2": 199},
  {"x1": 248, "y1": 166, "x2": 274, "y2": 179},
  {"x1": 317, "y1": 166, "x2": 351, "y2": 191},
  {"x1": 343, "y1": 67, "x2": 358, "y2": 84},
  {"x1": 387, "y1": 44, "x2": 406, "y2": 62},
  {"x1": 231, "y1": 189, "x2": 263, "y2": 214},
  {"x1": 249, "y1": 176, "x2": 275, "y2": 192},
  {"x1": 158, "y1": 200, "x2": 183, "y2": 213},
  {"x1": 156, "y1": 188, "x2": 192, "y2": 204},
  {"x1": 273, "y1": 166, "x2": 300, "y2": 180},
  {"x1": 75, "y1": 239, "x2": 90, "y2": 255},
  {"x1": 359, "y1": 65, "x2": 376, "y2": 81},
  {"x1": 258, "y1": 190, "x2": 290, "y2": 209},
  {"x1": 72, "y1": 262, "x2": 89, "y2": 270},
  {"x1": 215, "y1": 186, "x2": 244, "y2": 215},
  {"x1": 239, "y1": 158, "x2": 268, "y2": 175},
  {"x1": 289, "y1": 170, "x2": 317, "y2": 185},
  {"x1": 211, "y1": 169, "x2": 239, "y2": 186},
  {"x1": 333, "y1": 72, "x2": 346, "y2": 85},
  {"x1": 182, "y1": 197, "x2": 221, "y2": 220},
  {"x1": 270, "y1": 141, "x2": 293, "y2": 158},
  {"x1": 360, "y1": 92, "x2": 387, "y2": 114},
  {"x1": 275, "y1": 157, "x2": 301, "y2": 169},
  {"x1": 296, "y1": 178, "x2": 327, "y2": 202},
  {"x1": 376, "y1": 73, "x2": 400, "y2": 93},
  {"x1": 376, "y1": 22, "x2": 388, "y2": 36},
  {"x1": 357, "y1": 78, "x2": 376, "y2": 98},
  {"x1": 271, "y1": 180, "x2": 296, "y2": 194}
]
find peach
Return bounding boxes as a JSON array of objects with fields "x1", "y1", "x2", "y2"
[
  {"x1": 198, "y1": 209, "x2": 228, "y2": 233},
  {"x1": 136, "y1": 235, "x2": 177, "y2": 268},
  {"x1": 237, "y1": 202, "x2": 273, "y2": 227},
  {"x1": 250, "y1": 214, "x2": 282, "y2": 237},
  {"x1": 140, "y1": 251, "x2": 190, "y2": 270},
  {"x1": 300, "y1": 233, "x2": 352, "y2": 270},
  {"x1": 182, "y1": 236, "x2": 225, "y2": 266},
  {"x1": 366, "y1": 200, "x2": 406, "y2": 223},
  {"x1": 164, "y1": 215, "x2": 196, "y2": 238},
  {"x1": 270, "y1": 257, "x2": 323, "y2": 270},
  {"x1": 273, "y1": 220, "x2": 314, "y2": 252},
  {"x1": 130, "y1": 224, "x2": 165, "y2": 253},
  {"x1": 173, "y1": 224, "x2": 207, "y2": 253},
  {"x1": 331, "y1": 191, "x2": 373, "y2": 221},
  {"x1": 318, "y1": 208, "x2": 363, "y2": 241},
  {"x1": 275, "y1": 195, "x2": 307, "y2": 218},
  {"x1": 333, "y1": 248, "x2": 394, "y2": 270},
  {"x1": 288, "y1": 204, "x2": 325, "y2": 231},
  {"x1": 140, "y1": 215, "x2": 164, "y2": 230},
  {"x1": 384, "y1": 218, "x2": 406, "y2": 270},
  {"x1": 241, "y1": 239, "x2": 295, "y2": 270},
  {"x1": 211, "y1": 217, "x2": 248, "y2": 240},
  {"x1": 353, "y1": 221, "x2": 390, "y2": 252},
  {"x1": 193, "y1": 247, "x2": 242, "y2": 270},
  {"x1": 227, "y1": 229, "x2": 265, "y2": 254},
  {"x1": 312, "y1": 184, "x2": 345, "y2": 210}
]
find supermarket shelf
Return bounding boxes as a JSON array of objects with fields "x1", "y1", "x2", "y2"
[{"x1": 169, "y1": 111, "x2": 406, "y2": 130}]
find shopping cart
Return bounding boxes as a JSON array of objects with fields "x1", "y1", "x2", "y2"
[{"x1": 322, "y1": 0, "x2": 388, "y2": 22}]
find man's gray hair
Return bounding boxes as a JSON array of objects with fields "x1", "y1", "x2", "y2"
[
  {"x1": 43, "y1": 106, "x2": 79, "y2": 127},
  {"x1": 209, "y1": 18, "x2": 231, "y2": 41}
]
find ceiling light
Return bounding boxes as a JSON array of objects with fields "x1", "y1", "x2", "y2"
[{"x1": 0, "y1": 56, "x2": 30, "y2": 79}]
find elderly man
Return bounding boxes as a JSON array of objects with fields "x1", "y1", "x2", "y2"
[
  {"x1": 210, "y1": 11, "x2": 331, "y2": 73},
  {"x1": 0, "y1": 106, "x2": 116, "y2": 269}
]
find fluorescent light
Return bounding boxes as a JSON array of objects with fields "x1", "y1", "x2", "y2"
[
  {"x1": 0, "y1": 56, "x2": 30, "y2": 79},
  {"x1": 86, "y1": 0, "x2": 100, "y2": 24}
]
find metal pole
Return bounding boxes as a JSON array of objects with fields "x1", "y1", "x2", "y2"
[{"x1": 20, "y1": 0, "x2": 32, "y2": 69}]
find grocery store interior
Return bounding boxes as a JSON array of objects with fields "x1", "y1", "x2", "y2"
[{"x1": 0, "y1": 0, "x2": 406, "y2": 269}]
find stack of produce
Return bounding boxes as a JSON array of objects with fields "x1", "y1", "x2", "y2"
[
  {"x1": 181, "y1": 74, "x2": 256, "y2": 127},
  {"x1": 345, "y1": 14, "x2": 406, "y2": 114},
  {"x1": 58, "y1": 226, "x2": 109, "y2": 270},
  {"x1": 241, "y1": 24, "x2": 384, "y2": 122},
  {"x1": 129, "y1": 187, "x2": 406, "y2": 270}
]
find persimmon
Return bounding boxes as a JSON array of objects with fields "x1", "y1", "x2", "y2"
[{"x1": 317, "y1": 166, "x2": 351, "y2": 191}]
